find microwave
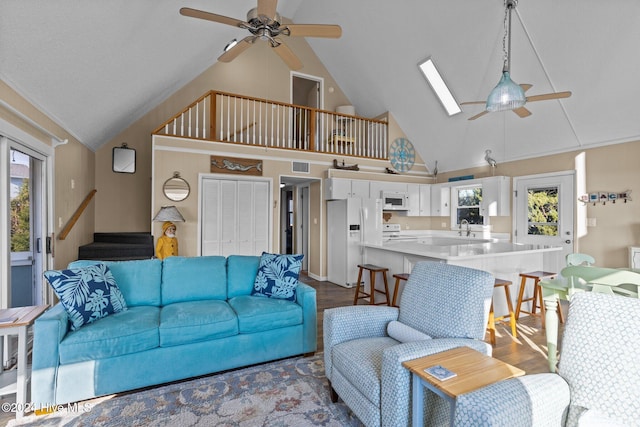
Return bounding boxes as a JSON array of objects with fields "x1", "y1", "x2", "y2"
[{"x1": 381, "y1": 191, "x2": 409, "y2": 210}]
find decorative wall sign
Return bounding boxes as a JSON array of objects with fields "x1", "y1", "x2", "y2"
[
  {"x1": 211, "y1": 156, "x2": 263, "y2": 176},
  {"x1": 579, "y1": 190, "x2": 631, "y2": 205},
  {"x1": 389, "y1": 137, "x2": 415, "y2": 173}
]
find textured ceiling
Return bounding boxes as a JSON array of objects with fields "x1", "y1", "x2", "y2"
[{"x1": 1, "y1": 0, "x2": 639, "y2": 172}]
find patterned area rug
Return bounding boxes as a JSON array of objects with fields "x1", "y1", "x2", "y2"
[{"x1": 9, "y1": 354, "x2": 363, "y2": 426}]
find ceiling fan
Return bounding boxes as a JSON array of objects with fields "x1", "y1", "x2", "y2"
[
  {"x1": 180, "y1": 0, "x2": 342, "y2": 70},
  {"x1": 461, "y1": 84, "x2": 572, "y2": 121},
  {"x1": 461, "y1": 0, "x2": 571, "y2": 121}
]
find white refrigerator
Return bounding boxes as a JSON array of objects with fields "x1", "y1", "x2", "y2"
[{"x1": 327, "y1": 198, "x2": 383, "y2": 288}]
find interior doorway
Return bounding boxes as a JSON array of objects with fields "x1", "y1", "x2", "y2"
[
  {"x1": 291, "y1": 72, "x2": 323, "y2": 150},
  {"x1": 279, "y1": 176, "x2": 319, "y2": 272}
]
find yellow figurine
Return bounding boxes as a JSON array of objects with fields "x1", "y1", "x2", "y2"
[{"x1": 156, "y1": 221, "x2": 178, "y2": 260}]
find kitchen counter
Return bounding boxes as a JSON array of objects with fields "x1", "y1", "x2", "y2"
[
  {"x1": 364, "y1": 240, "x2": 561, "y2": 261},
  {"x1": 363, "y1": 239, "x2": 563, "y2": 319}
]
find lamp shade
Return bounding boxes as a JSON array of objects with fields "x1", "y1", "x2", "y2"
[
  {"x1": 153, "y1": 206, "x2": 185, "y2": 222},
  {"x1": 486, "y1": 72, "x2": 526, "y2": 112}
]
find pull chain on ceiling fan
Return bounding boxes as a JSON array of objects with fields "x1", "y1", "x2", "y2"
[
  {"x1": 461, "y1": 0, "x2": 571, "y2": 121},
  {"x1": 180, "y1": 0, "x2": 342, "y2": 70}
]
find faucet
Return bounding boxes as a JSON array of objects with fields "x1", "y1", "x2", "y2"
[{"x1": 459, "y1": 219, "x2": 470, "y2": 237}]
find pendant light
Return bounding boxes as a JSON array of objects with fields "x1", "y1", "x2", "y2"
[{"x1": 486, "y1": 0, "x2": 526, "y2": 112}]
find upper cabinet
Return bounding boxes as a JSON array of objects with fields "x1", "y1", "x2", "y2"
[
  {"x1": 480, "y1": 176, "x2": 511, "y2": 216},
  {"x1": 407, "y1": 184, "x2": 431, "y2": 217},
  {"x1": 325, "y1": 178, "x2": 370, "y2": 200},
  {"x1": 430, "y1": 183, "x2": 451, "y2": 216}
]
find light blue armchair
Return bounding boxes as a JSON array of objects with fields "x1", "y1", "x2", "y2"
[
  {"x1": 323, "y1": 261, "x2": 495, "y2": 426},
  {"x1": 454, "y1": 292, "x2": 640, "y2": 426}
]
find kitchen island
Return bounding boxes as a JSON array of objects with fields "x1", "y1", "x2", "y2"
[{"x1": 363, "y1": 238, "x2": 563, "y2": 319}]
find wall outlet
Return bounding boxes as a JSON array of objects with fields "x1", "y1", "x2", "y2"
[
  {"x1": 441, "y1": 222, "x2": 447, "y2": 228},
  {"x1": 586, "y1": 217, "x2": 597, "y2": 227}
]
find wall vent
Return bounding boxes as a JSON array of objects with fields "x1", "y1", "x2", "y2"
[{"x1": 292, "y1": 161, "x2": 310, "y2": 173}]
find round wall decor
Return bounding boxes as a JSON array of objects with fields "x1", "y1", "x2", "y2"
[{"x1": 389, "y1": 137, "x2": 416, "y2": 172}]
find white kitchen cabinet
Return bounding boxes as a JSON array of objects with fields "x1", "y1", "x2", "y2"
[
  {"x1": 430, "y1": 183, "x2": 451, "y2": 216},
  {"x1": 480, "y1": 176, "x2": 511, "y2": 216},
  {"x1": 325, "y1": 178, "x2": 370, "y2": 199},
  {"x1": 201, "y1": 177, "x2": 270, "y2": 256},
  {"x1": 630, "y1": 247, "x2": 640, "y2": 269},
  {"x1": 407, "y1": 183, "x2": 431, "y2": 217}
]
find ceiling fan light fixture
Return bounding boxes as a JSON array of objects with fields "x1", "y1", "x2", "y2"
[
  {"x1": 224, "y1": 39, "x2": 238, "y2": 52},
  {"x1": 486, "y1": 71, "x2": 526, "y2": 112}
]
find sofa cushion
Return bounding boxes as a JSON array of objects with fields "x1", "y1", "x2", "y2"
[
  {"x1": 59, "y1": 306, "x2": 160, "y2": 364},
  {"x1": 251, "y1": 252, "x2": 303, "y2": 301},
  {"x1": 44, "y1": 264, "x2": 128, "y2": 331},
  {"x1": 228, "y1": 295, "x2": 303, "y2": 333},
  {"x1": 69, "y1": 259, "x2": 162, "y2": 307},
  {"x1": 161, "y1": 256, "x2": 227, "y2": 305},
  {"x1": 159, "y1": 300, "x2": 239, "y2": 347},
  {"x1": 227, "y1": 255, "x2": 261, "y2": 298}
]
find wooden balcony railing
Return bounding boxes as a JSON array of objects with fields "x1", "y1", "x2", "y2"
[{"x1": 153, "y1": 90, "x2": 388, "y2": 159}]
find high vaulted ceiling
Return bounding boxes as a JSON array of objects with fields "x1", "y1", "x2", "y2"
[{"x1": 2, "y1": 0, "x2": 639, "y2": 172}]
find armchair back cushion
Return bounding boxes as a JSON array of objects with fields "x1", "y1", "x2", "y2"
[
  {"x1": 398, "y1": 261, "x2": 494, "y2": 340},
  {"x1": 558, "y1": 292, "x2": 640, "y2": 426}
]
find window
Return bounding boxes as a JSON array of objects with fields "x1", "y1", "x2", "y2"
[
  {"x1": 453, "y1": 185, "x2": 483, "y2": 226},
  {"x1": 527, "y1": 186, "x2": 558, "y2": 236}
]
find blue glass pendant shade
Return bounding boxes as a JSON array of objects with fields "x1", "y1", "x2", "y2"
[{"x1": 486, "y1": 71, "x2": 526, "y2": 112}]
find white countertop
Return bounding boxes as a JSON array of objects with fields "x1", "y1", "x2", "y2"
[{"x1": 364, "y1": 240, "x2": 562, "y2": 261}]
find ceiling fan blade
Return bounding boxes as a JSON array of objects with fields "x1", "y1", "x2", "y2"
[
  {"x1": 218, "y1": 37, "x2": 256, "y2": 63},
  {"x1": 180, "y1": 7, "x2": 247, "y2": 28},
  {"x1": 285, "y1": 24, "x2": 342, "y2": 38},
  {"x1": 520, "y1": 84, "x2": 532, "y2": 92},
  {"x1": 460, "y1": 100, "x2": 486, "y2": 106},
  {"x1": 468, "y1": 110, "x2": 489, "y2": 121},
  {"x1": 513, "y1": 107, "x2": 532, "y2": 118},
  {"x1": 257, "y1": 0, "x2": 278, "y2": 19},
  {"x1": 526, "y1": 91, "x2": 572, "y2": 102},
  {"x1": 272, "y1": 42, "x2": 303, "y2": 70}
]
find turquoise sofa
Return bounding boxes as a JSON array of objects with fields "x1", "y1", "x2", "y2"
[{"x1": 32, "y1": 255, "x2": 317, "y2": 405}]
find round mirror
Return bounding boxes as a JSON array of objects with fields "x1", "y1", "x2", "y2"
[{"x1": 163, "y1": 172, "x2": 190, "y2": 202}]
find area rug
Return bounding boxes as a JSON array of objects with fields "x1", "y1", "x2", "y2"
[{"x1": 8, "y1": 354, "x2": 363, "y2": 426}]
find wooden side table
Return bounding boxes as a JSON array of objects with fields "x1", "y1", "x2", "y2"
[
  {"x1": 0, "y1": 305, "x2": 48, "y2": 418},
  {"x1": 402, "y1": 346, "x2": 525, "y2": 427}
]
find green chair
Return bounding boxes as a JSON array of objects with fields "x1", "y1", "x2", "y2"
[{"x1": 566, "y1": 253, "x2": 595, "y2": 266}]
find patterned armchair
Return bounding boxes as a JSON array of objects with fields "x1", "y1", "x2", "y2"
[
  {"x1": 323, "y1": 261, "x2": 495, "y2": 426},
  {"x1": 454, "y1": 292, "x2": 640, "y2": 426}
]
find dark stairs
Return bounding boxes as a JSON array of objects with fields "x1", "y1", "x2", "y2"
[{"x1": 78, "y1": 232, "x2": 154, "y2": 261}]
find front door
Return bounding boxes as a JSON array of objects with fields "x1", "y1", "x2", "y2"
[{"x1": 513, "y1": 171, "x2": 575, "y2": 262}]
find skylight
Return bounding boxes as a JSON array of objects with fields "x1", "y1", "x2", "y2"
[{"x1": 418, "y1": 58, "x2": 461, "y2": 116}]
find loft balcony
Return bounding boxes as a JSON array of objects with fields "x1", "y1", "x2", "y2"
[{"x1": 153, "y1": 90, "x2": 388, "y2": 160}]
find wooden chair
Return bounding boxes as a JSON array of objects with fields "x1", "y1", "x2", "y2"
[
  {"x1": 391, "y1": 273, "x2": 410, "y2": 307},
  {"x1": 566, "y1": 253, "x2": 595, "y2": 266},
  {"x1": 515, "y1": 271, "x2": 564, "y2": 327}
]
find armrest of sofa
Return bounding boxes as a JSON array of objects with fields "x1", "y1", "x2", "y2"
[
  {"x1": 32, "y1": 303, "x2": 70, "y2": 405},
  {"x1": 380, "y1": 339, "x2": 491, "y2": 427},
  {"x1": 454, "y1": 373, "x2": 570, "y2": 426},
  {"x1": 295, "y1": 281, "x2": 317, "y2": 353}
]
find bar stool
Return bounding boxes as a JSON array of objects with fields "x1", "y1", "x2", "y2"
[
  {"x1": 391, "y1": 273, "x2": 410, "y2": 307},
  {"x1": 487, "y1": 278, "x2": 517, "y2": 346},
  {"x1": 353, "y1": 264, "x2": 391, "y2": 306},
  {"x1": 515, "y1": 271, "x2": 564, "y2": 327}
]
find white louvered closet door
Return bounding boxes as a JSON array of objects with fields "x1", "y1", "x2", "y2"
[{"x1": 201, "y1": 177, "x2": 271, "y2": 256}]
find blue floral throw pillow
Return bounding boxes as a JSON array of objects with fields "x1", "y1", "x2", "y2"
[
  {"x1": 252, "y1": 252, "x2": 304, "y2": 301},
  {"x1": 44, "y1": 263, "x2": 127, "y2": 331}
]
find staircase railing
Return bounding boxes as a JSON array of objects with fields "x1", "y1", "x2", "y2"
[
  {"x1": 152, "y1": 90, "x2": 388, "y2": 160},
  {"x1": 58, "y1": 189, "x2": 97, "y2": 240}
]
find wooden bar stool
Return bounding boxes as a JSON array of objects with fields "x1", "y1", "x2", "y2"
[
  {"x1": 515, "y1": 271, "x2": 564, "y2": 327},
  {"x1": 353, "y1": 264, "x2": 391, "y2": 306},
  {"x1": 391, "y1": 273, "x2": 410, "y2": 307},
  {"x1": 487, "y1": 278, "x2": 517, "y2": 346}
]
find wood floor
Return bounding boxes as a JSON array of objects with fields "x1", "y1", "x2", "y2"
[{"x1": 301, "y1": 273, "x2": 564, "y2": 375}]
